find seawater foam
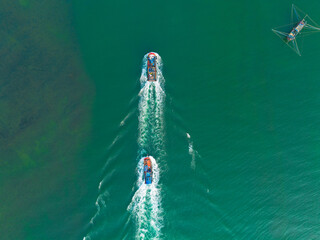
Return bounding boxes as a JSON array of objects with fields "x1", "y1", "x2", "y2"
[
  {"x1": 83, "y1": 189, "x2": 111, "y2": 240},
  {"x1": 186, "y1": 132, "x2": 200, "y2": 170},
  {"x1": 128, "y1": 53, "x2": 165, "y2": 239},
  {"x1": 137, "y1": 82, "x2": 165, "y2": 158}
]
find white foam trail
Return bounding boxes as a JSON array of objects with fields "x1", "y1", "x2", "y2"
[
  {"x1": 120, "y1": 111, "x2": 133, "y2": 126},
  {"x1": 186, "y1": 132, "x2": 200, "y2": 170},
  {"x1": 83, "y1": 124, "x2": 126, "y2": 240},
  {"x1": 83, "y1": 53, "x2": 165, "y2": 240},
  {"x1": 128, "y1": 53, "x2": 165, "y2": 239},
  {"x1": 88, "y1": 190, "x2": 110, "y2": 225}
]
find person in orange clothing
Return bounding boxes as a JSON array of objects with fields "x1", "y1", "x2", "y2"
[{"x1": 144, "y1": 157, "x2": 152, "y2": 170}]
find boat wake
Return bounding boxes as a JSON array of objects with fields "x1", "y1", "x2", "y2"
[
  {"x1": 128, "y1": 53, "x2": 165, "y2": 239},
  {"x1": 82, "y1": 53, "x2": 165, "y2": 240},
  {"x1": 186, "y1": 133, "x2": 200, "y2": 170}
]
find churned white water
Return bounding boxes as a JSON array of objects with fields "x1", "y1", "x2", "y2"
[{"x1": 128, "y1": 53, "x2": 165, "y2": 239}]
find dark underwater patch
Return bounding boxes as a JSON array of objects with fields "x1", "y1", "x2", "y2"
[{"x1": 0, "y1": 1, "x2": 94, "y2": 239}]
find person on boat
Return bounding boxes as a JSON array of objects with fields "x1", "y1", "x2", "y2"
[
  {"x1": 150, "y1": 57, "x2": 155, "y2": 65},
  {"x1": 147, "y1": 158, "x2": 151, "y2": 167}
]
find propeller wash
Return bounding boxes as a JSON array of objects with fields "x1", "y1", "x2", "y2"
[{"x1": 127, "y1": 53, "x2": 165, "y2": 239}]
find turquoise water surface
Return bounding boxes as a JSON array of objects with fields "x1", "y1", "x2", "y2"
[{"x1": 1, "y1": 0, "x2": 320, "y2": 239}]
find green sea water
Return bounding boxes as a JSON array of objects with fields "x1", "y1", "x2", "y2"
[{"x1": 2, "y1": 0, "x2": 320, "y2": 239}]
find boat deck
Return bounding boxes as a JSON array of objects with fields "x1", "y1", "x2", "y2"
[
  {"x1": 147, "y1": 54, "x2": 157, "y2": 81},
  {"x1": 287, "y1": 19, "x2": 306, "y2": 41}
]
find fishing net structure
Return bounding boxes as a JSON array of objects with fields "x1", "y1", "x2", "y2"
[{"x1": 272, "y1": 4, "x2": 320, "y2": 56}]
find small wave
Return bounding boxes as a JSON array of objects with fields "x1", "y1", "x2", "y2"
[
  {"x1": 89, "y1": 191, "x2": 110, "y2": 225},
  {"x1": 82, "y1": 189, "x2": 111, "y2": 240},
  {"x1": 186, "y1": 132, "x2": 200, "y2": 170},
  {"x1": 120, "y1": 110, "x2": 134, "y2": 127}
]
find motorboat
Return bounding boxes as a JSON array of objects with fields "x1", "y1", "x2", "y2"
[{"x1": 143, "y1": 157, "x2": 152, "y2": 184}]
